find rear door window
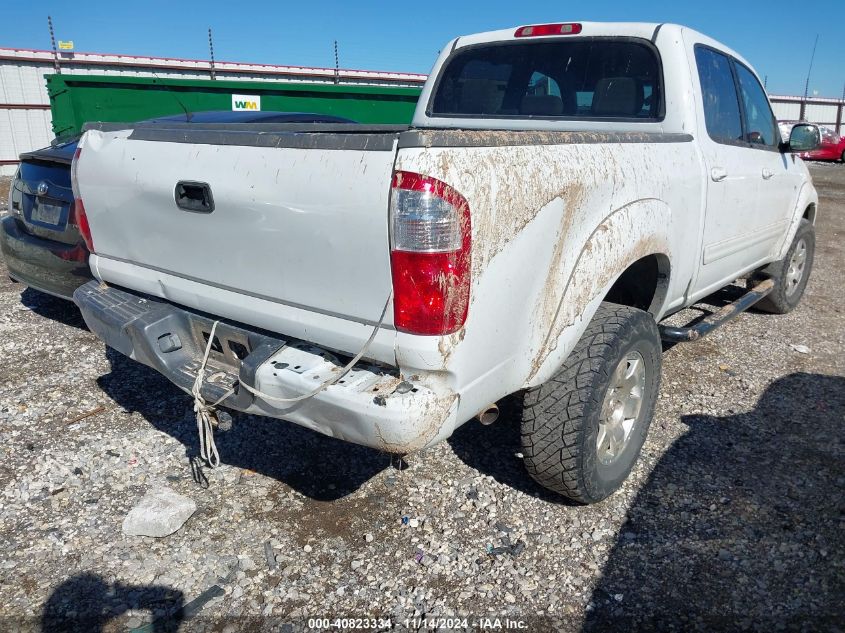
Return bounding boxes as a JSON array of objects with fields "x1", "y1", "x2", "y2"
[
  {"x1": 429, "y1": 39, "x2": 663, "y2": 120},
  {"x1": 694, "y1": 46, "x2": 743, "y2": 144}
]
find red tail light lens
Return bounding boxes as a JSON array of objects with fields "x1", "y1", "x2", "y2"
[
  {"x1": 69, "y1": 146, "x2": 94, "y2": 253},
  {"x1": 71, "y1": 199, "x2": 94, "y2": 253},
  {"x1": 390, "y1": 171, "x2": 471, "y2": 335},
  {"x1": 70, "y1": 147, "x2": 82, "y2": 197},
  {"x1": 514, "y1": 23, "x2": 582, "y2": 37},
  {"x1": 55, "y1": 244, "x2": 88, "y2": 262}
]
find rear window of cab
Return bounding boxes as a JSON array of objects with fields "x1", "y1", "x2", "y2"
[{"x1": 429, "y1": 38, "x2": 663, "y2": 121}]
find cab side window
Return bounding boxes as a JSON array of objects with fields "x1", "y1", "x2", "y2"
[
  {"x1": 735, "y1": 63, "x2": 779, "y2": 147},
  {"x1": 695, "y1": 46, "x2": 743, "y2": 144}
]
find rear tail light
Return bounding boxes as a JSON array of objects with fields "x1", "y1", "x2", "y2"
[
  {"x1": 70, "y1": 147, "x2": 82, "y2": 198},
  {"x1": 514, "y1": 23, "x2": 582, "y2": 37},
  {"x1": 55, "y1": 245, "x2": 88, "y2": 262},
  {"x1": 389, "y1": 171, "x2": 471, "y2": 335},
  {"x1": 69, "y1": 199, "x2": 94, "y2": 253},
  {"x1": 70, "y1": 147, "x2": 94, "y2": 252},
  {"x1": 8, "y1": 168, "x2": 21, "y2": 216}
]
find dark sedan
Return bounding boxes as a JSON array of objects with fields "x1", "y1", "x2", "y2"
[
  {"x1": 1, "y1": 111, "x2": 354, "y2": 300},
  {"x1": 2, "y1": 139, "x2": 85, "y2": 299}
]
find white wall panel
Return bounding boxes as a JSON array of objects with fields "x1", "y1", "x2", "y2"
[
  {"x1": 0, "y1": 108, "x2": 52, "y2": 156},
  {"x1": 0, "y1": 63, "x2": 50, "y2": 103},
  {"x1": 772, "y1": 102, "x2": 801, "y2": 121},
  {"x1": 803, "y1": 103, "x2": 839, "y2": 125}
]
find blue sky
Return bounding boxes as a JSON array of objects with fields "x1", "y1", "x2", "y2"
[{"x1": 4, "y1": 1, "x2": 843, "y2": 98}]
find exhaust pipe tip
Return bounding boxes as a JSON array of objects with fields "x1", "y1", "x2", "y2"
[{"x1": 476, "y1": 404, "x2": 499, "y2": 425}]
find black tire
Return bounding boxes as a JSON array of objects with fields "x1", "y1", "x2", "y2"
[
  {"x1": 750, "y1": 219, "x2": 815, "y2": 314},
  {"x1": 520, "y1": 303, "x2": 661, "y2": 504}
]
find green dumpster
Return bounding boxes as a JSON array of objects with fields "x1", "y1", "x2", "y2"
[{"x1": 46, "y1": 74, "x2": 423, "y2": 138}]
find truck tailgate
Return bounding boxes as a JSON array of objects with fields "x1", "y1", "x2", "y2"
[{"x1": 77, "y1": 126, "x2": 399, "y2": 352}]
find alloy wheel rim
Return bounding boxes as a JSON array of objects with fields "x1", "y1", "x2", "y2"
[
  {"x1": 785, "y1": 238, "x2": 807, "y2": 297},
  {"x1": 597, "y1": 351, "x2": 646, "y2": 465}
]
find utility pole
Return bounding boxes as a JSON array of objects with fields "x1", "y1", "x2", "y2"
[
  {"x1": 208, "y1": 28, "x2": 216, "y2": 80},
  {"x1": 800, "y1": 34, "x2": 818, "y2": 121},
  {"x1": 47, "y1": 15, "x2": 60, "y2": 74},
  {"x1": 333, "y1": 40, "x2": 340, "y2": 85}
]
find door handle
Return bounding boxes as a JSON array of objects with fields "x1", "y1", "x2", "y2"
[
  {"x1": 710, "y1": 167, "x2": 727, "y2": 182},
  {"x1": 762, "y1": 168, "x2": 774, "y2": 180}
]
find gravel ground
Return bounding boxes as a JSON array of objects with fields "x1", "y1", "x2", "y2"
[
  {"x1": 0, "y1": 176, "x2": 10, "y2": 213},
  {"x1": 0, "y1": 165, "x2": 842, "y2": 632}
]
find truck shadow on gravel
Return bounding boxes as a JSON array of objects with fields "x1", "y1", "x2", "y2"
[
  {"x1": 19, "y1": 287, "x2": 87, "y2": 330},
  {"x1": 583, "y1": 372, "x2": 845, "y2": 630},
  {"x1": 98, "y1": 348, "x2": 390, "y2": 501},
  {"x1": 42, "y1": 572, "x2": 184, "y2": 632},
  {"x1": 447, "y1": 399, "x2": 572, "y2": 504}
]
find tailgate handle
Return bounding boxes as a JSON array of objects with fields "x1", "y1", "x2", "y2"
[{"x1": 174, "y1": 181, "x2": 215, "y2": 213}]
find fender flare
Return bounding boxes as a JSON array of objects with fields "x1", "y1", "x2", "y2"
[
  {"x1": 526, "y1": 198, "x2": 673, "y2": 386},
  {"x1": 773, "y1": 181, "x2": 818, "y2": 262}
]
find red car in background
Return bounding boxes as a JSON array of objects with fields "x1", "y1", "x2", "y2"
[
  {"x1": 801, "y1": 126, "x2": 845, "y2": 162},
  {"x1": 779, "y1": 122, "x2": 845, "y2": 162}
]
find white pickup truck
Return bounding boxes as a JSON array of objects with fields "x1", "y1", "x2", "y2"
[{"x1": 72, "y1": 22, "x2": 820, "y2": 503}]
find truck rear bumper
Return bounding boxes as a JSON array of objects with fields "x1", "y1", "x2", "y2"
[{"x1": 73, "y1": 281, "x2": 458, "y2": 453}]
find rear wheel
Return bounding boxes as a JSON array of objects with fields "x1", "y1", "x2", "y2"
[
  {"x1": 750, "y1": 219, "x2": 815, "y2": 314},
  {"x1": 520, "y1": 303, "x2": 661, "y2": 504}
]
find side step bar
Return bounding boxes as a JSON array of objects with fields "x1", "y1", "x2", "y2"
[{"x1": 659, "y1": 278, "x2": 774, "y2": 342}]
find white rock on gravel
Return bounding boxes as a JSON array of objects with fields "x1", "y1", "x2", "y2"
[{"x1": 121, "y1": 486, "x2": 197, "y2": 537}]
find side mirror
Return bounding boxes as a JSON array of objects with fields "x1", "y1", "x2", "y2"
[{"x1": 784, "y1": 123, "x2": 820, "y2": 153}]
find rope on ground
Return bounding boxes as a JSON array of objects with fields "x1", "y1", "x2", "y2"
[{"x1": 191, "y1": 293, "x2": 391, "y2": 467}]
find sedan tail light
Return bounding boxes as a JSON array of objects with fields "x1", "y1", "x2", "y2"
[{"x1": 70, "y1": 147, "x2": 94, "y2": 252}]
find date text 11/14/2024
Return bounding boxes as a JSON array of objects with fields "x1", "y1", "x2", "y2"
[{"x1": 307, "y1": 617, "x2": 529, "y2": 630}]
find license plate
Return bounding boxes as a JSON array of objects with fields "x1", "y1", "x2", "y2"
[{"x1": 31, "y1": 202, "x2": 64, "y2": 227}]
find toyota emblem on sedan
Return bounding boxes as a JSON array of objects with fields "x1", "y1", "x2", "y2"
[{"x1": 36, "y1": 181, "x2": 49, "y2": 196}]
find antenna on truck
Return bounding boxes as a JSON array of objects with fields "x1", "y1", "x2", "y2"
[
  {"x1": 149, "y1": 68, "x2": 193, "y2": 122},
  {"x1": 150, "y1": 27, "x2": 216, "y2": 122}
]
